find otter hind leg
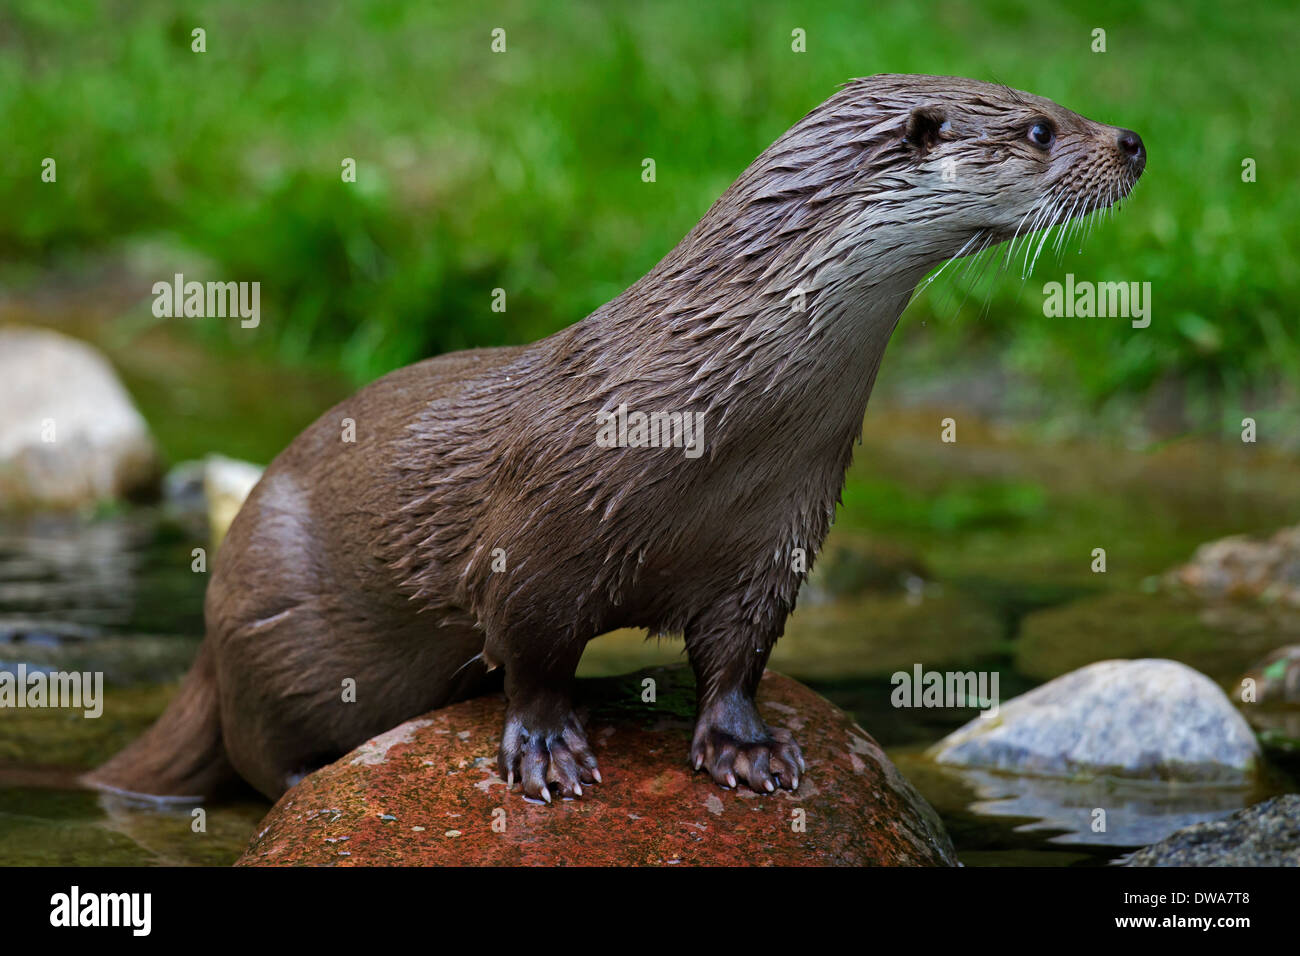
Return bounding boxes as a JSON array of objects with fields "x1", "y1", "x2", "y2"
[{"x1": 217, "y1": 606, "x2": 497, "y2": 800}]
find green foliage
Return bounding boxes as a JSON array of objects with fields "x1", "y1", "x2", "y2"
[
  {"x1": 840, "y1": 476, "x2": 1048, "y2": 533},
  {"x1": 2, "y1": 0, "x2": 1296, "y2": 401}
]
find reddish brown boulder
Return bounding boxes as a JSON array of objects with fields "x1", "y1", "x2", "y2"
[{"x1": 236, "y1": 666, "x2": 956, "y2": 866}]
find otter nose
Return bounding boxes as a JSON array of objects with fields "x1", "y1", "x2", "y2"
[{"x1": 1117, "y1": 129, "x2": 1145, "y2": 170}]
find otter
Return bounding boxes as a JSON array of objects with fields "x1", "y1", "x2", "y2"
[{"x1": 89, "y1": 75, "x2": 1145, "y2": 803}]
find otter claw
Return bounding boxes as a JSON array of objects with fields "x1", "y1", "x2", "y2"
[
  {"x1": 690, "y1": 720, "x2": 805, "y2": 795},
  {"x1": 498, "y1": 711, "x2": 600, "y2": 804}
]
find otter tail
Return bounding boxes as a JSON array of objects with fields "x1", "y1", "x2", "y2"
[{"x1": 83, "y1": 641, "x2": 234, "y2": 801}]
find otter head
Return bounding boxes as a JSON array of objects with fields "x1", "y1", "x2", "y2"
[
  {"x1": 695, "y1": 74, "x2": 1146, "y2": 296},
  {"x1": 643, "y1": 74, "x2": 1146, "y2": 341},
  {"x1": 889, "y1": 75, "x2": 1145, "y2": 254}
]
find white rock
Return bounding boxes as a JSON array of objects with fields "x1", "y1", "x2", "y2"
[
  {"x1": 0, "y1": 327, "x2": 158, "y2": 508},
  {"x1": 928, "y1": 659, "x2": 1259, "y2": 784},
  {"x1": 203, "y1": 454, "x2": 263, "y2": 543}
]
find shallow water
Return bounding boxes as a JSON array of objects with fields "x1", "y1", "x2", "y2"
[
  {"x1": 1, "y1": 320, "x2": 1297, "y2": 865},
  {"x1": 0, "y1": 507, "x2": 267, "y2": 864}
]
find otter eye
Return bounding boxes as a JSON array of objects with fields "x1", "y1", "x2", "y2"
[{"x1": 1027, "y1": 121, "x2": 1055, "y2": 150}]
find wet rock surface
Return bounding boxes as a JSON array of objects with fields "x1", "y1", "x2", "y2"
[
  {"x1": 1125, "y1": 795, "x2": 1300, "y2": 866},
  {"x1": 0, "y1": 327, "x2": 159, "y2": 509},
  {"x1": 237, "y1": 666, "x2": 957, "y2": 866},
  {"x1": 929, "y1": 659, "x2": 1260, "y2": 784}
]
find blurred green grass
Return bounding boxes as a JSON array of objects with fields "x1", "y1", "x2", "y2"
[{"x1": 3, "y1": 0, "x2": 1297, "y2": 405}]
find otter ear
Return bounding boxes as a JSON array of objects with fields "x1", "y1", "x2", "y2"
[{"x1": 904, "y1": 105, "x2": 947, "y2": 154}]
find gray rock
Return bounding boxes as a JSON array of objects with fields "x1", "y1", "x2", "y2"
[
  {"x1": 0, "y1": 328, "x2": 159, "y2": 509},
  {"x1": 1125, "y1": 795, "x2": 1300, "y2": 866},
  {"x1": 928, "y1": 659, "x2": 1260, "y2": 784}
]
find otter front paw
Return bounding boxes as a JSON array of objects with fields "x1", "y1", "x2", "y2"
[
  {"x1": 691, "y1": 719, "x2": 805, "y2": 793},
  {"x1": 498, "y1": 712, "x2": 601, "y2": 803}
]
